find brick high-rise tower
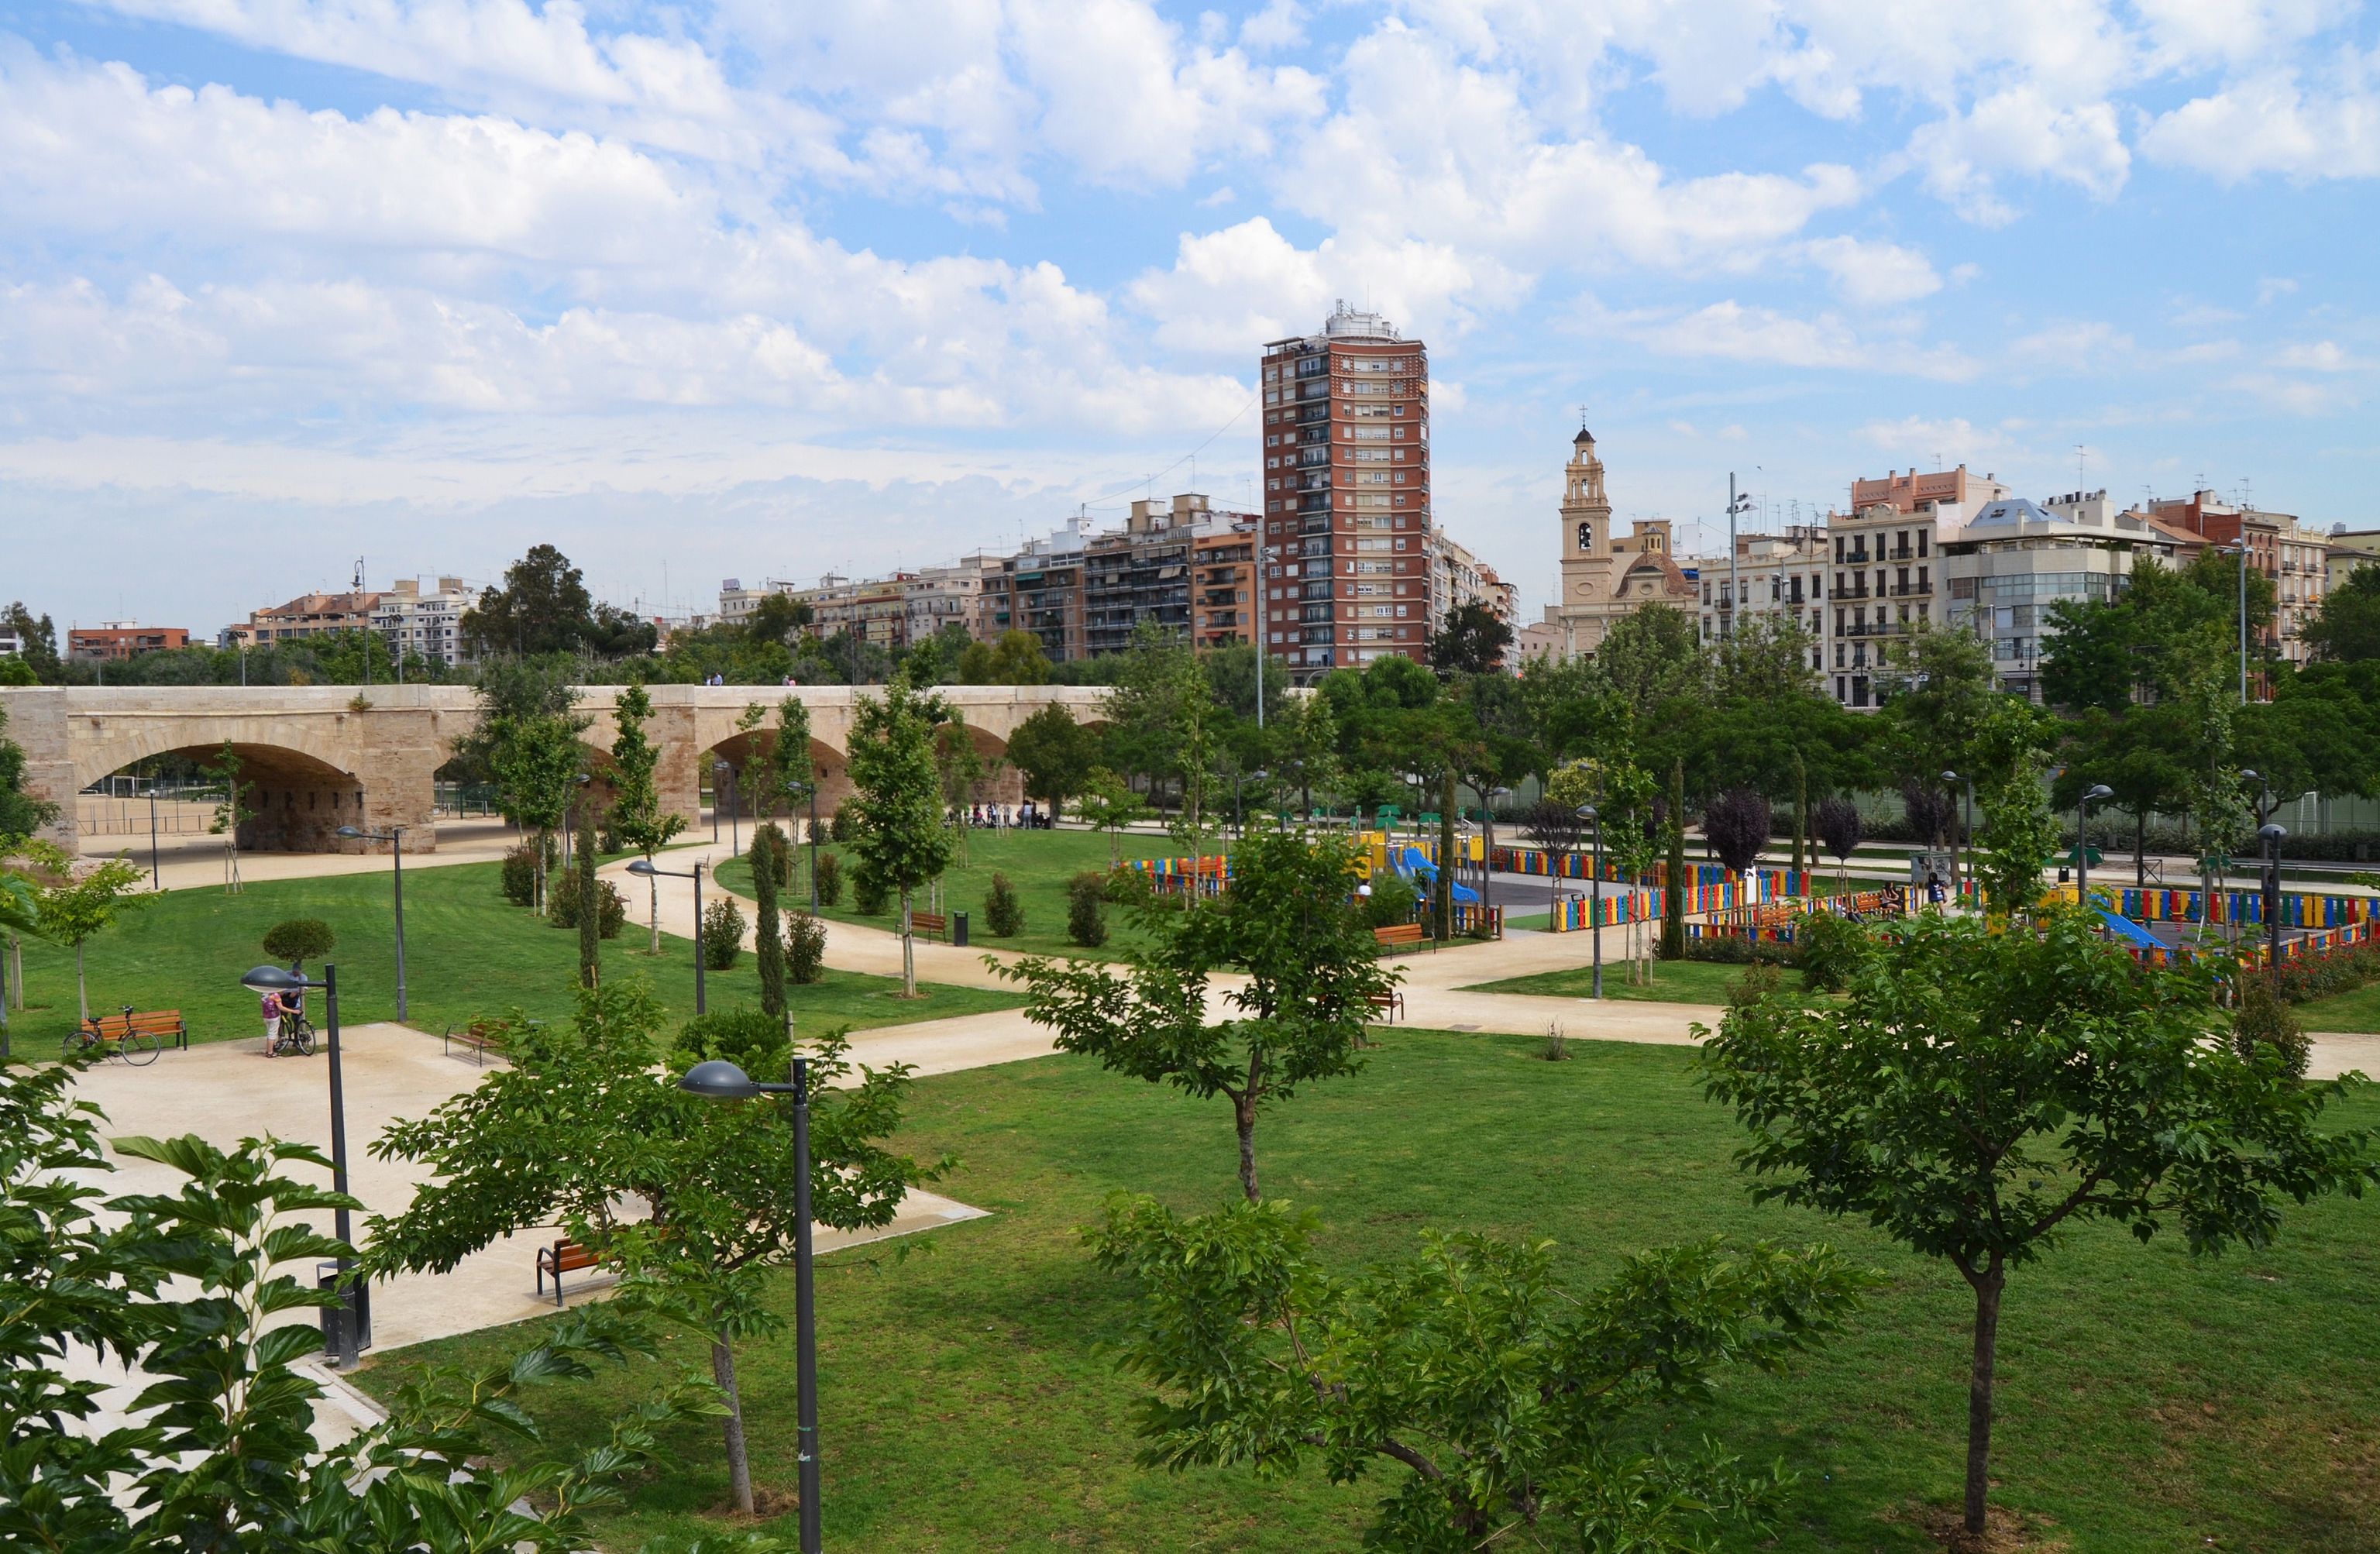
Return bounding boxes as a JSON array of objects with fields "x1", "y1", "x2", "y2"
[{"x1": 1259, "y1": 303, "x2": 1431, "y2": 682}]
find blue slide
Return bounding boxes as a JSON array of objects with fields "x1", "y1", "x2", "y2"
[
  {"x1": 1398, "y1": 846, "x2": 1480, "y2": 904},
  {"x1": 2094, "y1": 908, "x2": 2163, "y2": 951}
]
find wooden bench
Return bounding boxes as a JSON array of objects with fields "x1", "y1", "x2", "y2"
[
  {"x1": 90, "y1": 1009, "x2": 188, "y2": 1051},
  {"x1": 912, "y1": 911, "x2": 948, "y2": 943},
  {"x1": 1372, "y1": 923, "x2": 1430, "y2": 954},
  {"x1": 442, "y1": 1020, "x2": 514, "y2": 1066},
  {"x1": 534, "y1": 1237, "x2": 611, "y2": 1308},
  {"x1": 1365, "y1": 990, "x2": 1405, "y2": 1023}
]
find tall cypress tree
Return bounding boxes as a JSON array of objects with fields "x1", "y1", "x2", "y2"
[
  {"x1": 752, "y1": 823, "x2": 787, "y2": 1018},
  {"x1": 1661, "y1": 758, "x2": 1687, "y2": 961},
  {"x1": 575, "y1": 798, "x2": 600, "y2": 988}
]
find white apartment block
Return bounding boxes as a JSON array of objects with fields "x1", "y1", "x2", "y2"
[
  {"x1": 904, "y1": 555, "x2": 1003, "y2": 646},
  {"x1": 1423, "y1": 530, "x2": 1515, "y2": 635},
  {"x1": 1941, "y1": 493, "x2": 2182, "y2": 703},
  {"x1": 1685, "y1": 525, "x2": 1828, "y2": 672},
  {"x1": 372, "y1": 576, "x2": 486, "y2": 669}
]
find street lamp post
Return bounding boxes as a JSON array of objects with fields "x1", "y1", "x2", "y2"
[
  {"x1": 627, "y1": 858, "x2": 708, "y2": 1015},
  {"x1": 679, "y1": 1057, "x2": 822, "y2": 1554},
  {"x1": 334, "y1": 823, "x2": 408, "y2": 1020},
  {"x1": 1940, "y1": 769, "x2": 1974, "y2": 909},
  {"x1": 1577, "y1": 804, "x2": 1601, "y2": 999},
  {"x1": 2076, "y1": 783, "x2": 2113, "y2": 911},
  {"x1": 2241, "y1": 768, "x2": 2271, "y2": 827},
  {"x1": 238, "y1": 961, "x2": 365, "y2": 1367},
  {"x1": 147, "y1": 776, "x2": 160, "y2": 890},
  {"x1": 2259, "y1": 823, "x2": 2288, "y2": 975}
]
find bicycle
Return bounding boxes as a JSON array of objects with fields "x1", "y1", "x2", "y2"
[
  {"x1": 271, "y1": 1008, "x2": 318, "y2": 1058},
  {"x1": 65, "y1": 1005, "x2": 162, "y2": 1066}
]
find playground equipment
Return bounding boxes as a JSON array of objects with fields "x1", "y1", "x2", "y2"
[{"x1": 1392, "y1": 844, "x2": 1479, "y2": 908}]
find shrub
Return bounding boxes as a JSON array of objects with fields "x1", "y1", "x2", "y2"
[
  {"x1": 2273, "y1": 940, "x2": 2380, "y2": 1006},
  {"x1": 499, "y1": 840, "x2": 553, "y2": 907},
  {"x1": 984, "y1": 872, "x2": 1024, "y2": 937},
  {"x1": 2234, "y1": 978, "x2": 2312, "y2": 1077},
  {"x1": 1794, "y1": 909, "x2": 1870, "y2": 993},
  {"x1": 785, "y1": 910, "x2": 827, "y2": 985},
  {"x1": 769, "y1": 833, "x2": 795, "y2": 889},
  {"x1": 260, "y1": 917, "x2": 335, "y2": 968},
  {"x1": 1683, "y1": 933, "x2": 1796, "y2": 967},
  {"x1": 1727, "y1": 958, "x2": 1783, "y2": 1007},
  {"x1": 549, "y1": 878, "x2": 628, "y2": 939},
  {"x1": 1067, "y1": 871, "x2": 1109, "y2": 948},
  {"x1": 852, "y1": 867, "x2": 889, "y2": 916},
  {"x1": 1363, "y1": 871, "x2": 1419, "y2": 930},
  {"x1": 813, "y1": 851, "x2": 844, "y2": 907},
  {"x1": 829, "y1": 806, "x2": 858, "y2": 844},
  {"x1": 701, "y1": 896, "x2": 746, "y2": 969},
  {"x1": 672, "y1": 1004, "x2": 786, "y2": 1078}
]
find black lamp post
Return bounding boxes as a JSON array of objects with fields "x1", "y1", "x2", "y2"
[
  {"x1": 628, "y1": 858, "x2": 708, "y2": 1014},
  {"x1": 679, "y1": 1057, "x2": 821, "y2": 1554},
  {"x1": 2241, "y1": 767, "x2": 2271, "y2": 826},
  {"x1": 1577, "y1": 803, "x2": 1601, "y2": 999},
  {"x1": 238, "y1": 961, "x2": 366, "y2": 1367},
  {"x1": 1939, "y1": 768, "x2": 1974, "y2": 907},
  {"x1": 2076, "y1": 783, "x2": 2113, "y2": 910},
  {"x1": 335, "y1": 823, "x2": 408, "y2": 1020},
  {"x1": 2260, "y1": 822, "x2": 2287, "y2": 974}
]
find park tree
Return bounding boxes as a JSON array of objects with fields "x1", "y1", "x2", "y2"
[
  {"x1": 1006, "y1": 703, "x2": 1098, "y2": 823},
  {"x1": 1701, "y1": 787, "x2": 1771, "y2": 876},
  {"x1": 1518, "y1": 792, "x2": 1587, "y2": 920},
  {"x1": 999, "y1": 827, "x2": 1395, "y2": 1201},
  {"x1": 199, "y1": 742, "x2": 256, "y2": 893},
  {"x1": 2306, "y1": 564, "x2": 2380, "y2": 663},
  {"x1": 1969, "y1": 699, "x2": 2060, "y2": 919},
  {"x1": 260, "y1": 917, "x2": 335, "y2": 971},
  {"x1": 607, "y1": 681, "x2": 687, "y2": 954},
  {"x1": 1426, "y1": 601, "x2": 1514, "y2": 676},
  {"x1": 1093, "y1": 1194, "x2": 1866, "y2": 1550},
  {"x1": 461, "y1": 543, "x2": 655, "y2": 659},
  {"x1": 0, "y1": 1062, "x2": 760, "y2": 1553},
  {"x1": 572, "y1": 786, "x2": 600, "y2": 988},
  {"x1": 954, "y1": 627, "x2": 1054, "y2": 686},
  {"x1": 40, "y1": 856, "x2": 150, "y2": 1021},
  {"x1": 1661, "y1": 758, "x2": 1687, "y2": 959},
  {"x1": 1075, "y1": 766, "x2": 1151, "y2": 865},
  {"x1": 368, "y1": 979, "x2": 941, "y2": 1520},
  {"x1": 2, "y1": 601, "x2": 61, "y2": 679},
  {"x1": 1697, "y1": 910, "x2": 2380, "y2": 1540},
  {"x1": 1814, "y1": 795, "x2": 1862, "y2": 895},
  {"x1": 1874, "y1": 619, "x2": 2000, "y2": 786},
  {"x1": 933, "y1": 716, "x2": 988, "y2": 865},
  {"x1": 1589, "y1": 603, "x2": 1704, "y2": 717},
  {"x1": 750, "y1": 822, "x2": 789, "y2": 1018},
  {"x1": 2054, "y1": 706, "x2": 2193, "y2": 889},
  {"x1": 765, "y1": 695, "x2": 815, "y2": 817},
  {"x1": 477, "y1": 674, "x2": 588, "y2": 916},
  {"x1": 0, "y1": 703, "x2": 59, "y2": 838},
  {"x1": 846, "y1": 676, "x2": 957, "y2": 996}
]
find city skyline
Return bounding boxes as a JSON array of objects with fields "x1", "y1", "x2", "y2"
[{"x1": 3, "y1": 1, "x2": 2375, "y2": 631}]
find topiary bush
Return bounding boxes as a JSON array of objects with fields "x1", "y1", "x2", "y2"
[
  {"x1": 701, "y1": 895, "x2": 746, "y2": 969},
  {"x1": 549, "y1": 877, "x2": 628, "y2": 939},
  {"x1": 852, "y1": 866, "x2": 889, "y2": 916},
  {"x1": 260, "y1": 918, "x2": 335, "y2": 969},
  {"x1": 499, "y1": 841, "x2": 549, "y2": 906},
  {"x1": 829, "y1": 806, "x2": 858, "y2": 844},
  {"x1": 785, "y1": 909, "x2": 827, "y2": 985},
  {"x1": 1067, "y1": 871, "x2": 1110, "y2": 948},
  {"x1": 813, "y1": 851, "x2": 844, "y2": 907},
  {"x1": 984, "y1": 872, "x2": 1024, "y2": 937}
]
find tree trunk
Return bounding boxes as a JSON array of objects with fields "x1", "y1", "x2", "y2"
[
  {"x1": 1963, "y1": 1259, "x2": 2007, "y2": 1536},
  {"x1": 899, "y1": 887, "x2": 917, "y2": 996},
  {"x1": 648, "y1": 871, "x2": 662, "y2": 955},
  {"x1": 76, "y1": 940, "x2": 89, "y2": 1022},
  {"x1": 1234, "y1": 1092, "x2": 1261, "y2": 1202},
  {"x1": 2135, "y1": 807, "x2": 2148, "y2": 891},
  {"x1": 712, "y1": 1336, "x2": 755, "y2": 1517}
]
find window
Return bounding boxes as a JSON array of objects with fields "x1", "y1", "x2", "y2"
[{"x1": 1917, "y1": 531, "x2": 1929, "y2": 558}]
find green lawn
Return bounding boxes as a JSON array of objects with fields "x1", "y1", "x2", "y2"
[
  {"x1": 1464, "y1": 955, "x2": 1783, "y2": 1006},
  {"x1": 356, "y1": 1034, "x2": 2380, "y2": 1552},
  {"x1": 2297, "y1": 982, "x2": 2380, "y2": 1034},
  {"x1": 716, "y1": 826, "x2": 1191, "y2": 960},
  {"x1": 5, "y1": 859, "x2": 1019, "y2": 1055}
]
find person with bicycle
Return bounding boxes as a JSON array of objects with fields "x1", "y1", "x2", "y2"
[{"x1": 262, "y1": 984, "x2": 286, "y2": 1057}]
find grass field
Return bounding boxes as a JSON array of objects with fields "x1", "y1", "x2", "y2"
[
  {"x1": 4, "y1": 859, "x2": 1020, "y2": 1054},
  {"x1": 716, "y1": 826, "x2": 1192, "y2": 961},
  {"x1": 1464, "y1": 955, "x2": 1783, "y2": 1006},
  {"x1": 356, "y1": 1033, "x2": 2380, "y2": 1552},
  {"x1": 2297, "y1": 982, "x2": 2380, "y2": 1034}
]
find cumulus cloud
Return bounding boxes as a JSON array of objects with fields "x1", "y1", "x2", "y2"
[
  {"x1": 1906, "y1": 87, "x2": 2131, "y2": 223},
  {"x1": 1800, "y1": 236, "x2": 1941, "y2": 307},
  {"x1": 1624, "y1": 300, "x2": 1978, "y2": 380},
  {"x1": 2140, "y1": 57, "x2": 2380, "y2": 181}
]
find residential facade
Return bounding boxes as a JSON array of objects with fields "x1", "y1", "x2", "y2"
[
  {"x1": 2328, "y1": 528, "x2": 2380, "y2": 597},
  {"x1": 1192, "y1": 521, "x2": 1261, "y2": 651},
  {"x1": 1941, "y1": 493, "x2": 2182, "y2": 703},
  {"x1": 243, "y1": 590, "x2": 379, "y2": 648},
  {"x1": 1518, "y1": 427, "x2": 1695, "y2": 662},
  {"x1": 2148, "y1": 490, "x2": 2330, "y2": 667},
  {"x1": 68, "y1": 624, "x2": 190, "y2": 662},
  {"x1": 1825, "y1": 504, "x2": 1946, "y2": 708},
  {"x1": 1687, "y1": 525, "x2": 1828, "y2": 657},
  {"x1": 987, "y1": 518, "x2": 1094, "y2": 665},
  {"x1": 1424, "y1": 529, "x2": 1515, "y2": 639},
  {"x1": 371, "y1": 576, "x2": 485, "y2": 669},
  {"x1": 903, "y1": 556, "x2": 1005, "y2": 648},
  {"x1": 1260, "y1": 303, "x2": 1433, "y2": 682}
]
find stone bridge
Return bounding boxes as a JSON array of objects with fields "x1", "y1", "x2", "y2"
[{"x1": 2, "y1": 683, "x2": 1112, "y2": 854}]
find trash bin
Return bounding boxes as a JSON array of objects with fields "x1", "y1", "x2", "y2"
[
  {"x1": 316, "y1": 1261, "x2": 371, "y2": 1360},
  {"x1": 951, "y1": 910, "x2": 970, "y2": 947}
]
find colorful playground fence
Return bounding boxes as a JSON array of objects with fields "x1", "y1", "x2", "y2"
[{"x1": 1128, "y1": 854, "x2": 1233, "y2": 897}]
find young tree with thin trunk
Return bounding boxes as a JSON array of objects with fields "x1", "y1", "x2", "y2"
[
  {"x1": 368, "y1": 979, "x2": 942, "y2": 1519},
  {"x1": 932, "y1": 717, "x2": 986, "y2": 867},
  {"x1": 1660, "y1": 758, "x2": 1687, "y2": 960},
  {"x1": 1814, "y1": 796, "x2": 1862, "y2": 897},
  {"x1": 200, "y1": 743, "x2": 255, "y2": 894},
  {"x1": 608, "y1": 681, "x2": 686, "y2": 954},
  {"x1": 999, "y1": 827, "x2": 1395, "y2": 1201},
  {"x1": 846, "y1": 677, "x2": 956, "y2": 997},
  {"x1": 1697, "y1": 909, "x2": 2378, "y2": 1541},
  {"x1": 36, "y1": 856, "x2": 149, "y2": 1022},
  {"x1": 1076, "y1": 767, "x2": 1153, "y2": 865}
]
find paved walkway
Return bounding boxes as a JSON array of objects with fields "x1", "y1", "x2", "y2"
[{"x1": 94, "y1": 815, "x2": 532, "y2": 892}]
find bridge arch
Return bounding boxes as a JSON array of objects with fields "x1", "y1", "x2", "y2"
[{"x1": 81, "y1": 740, "x2": 370, "y2": 853}]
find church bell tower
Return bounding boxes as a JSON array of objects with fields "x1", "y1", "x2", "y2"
[{"x1": 1560, "y1": 426, "x2": 1614, "y2": 607}]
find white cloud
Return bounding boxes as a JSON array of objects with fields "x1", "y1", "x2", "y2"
[
  {"x1": 2140, "y1": 57, "x2": 2380, "y2": 181},
  {"x1": 2274, "y1": 340, "x2": 2370, "y2": 372},
  {"x1": 1800, "y1": 236, "x2": 1941, "y2": 307},
  {"x1": 1626, "y1": 301, "x2": 1978, "y2": 380},
  {"x1": 1906, "y1": 87, "x2": 2131, "y2": 223}
]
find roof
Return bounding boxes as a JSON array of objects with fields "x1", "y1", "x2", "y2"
[{"x1": 1965, "y1": 497, "x2": 2055, "y2": 529}]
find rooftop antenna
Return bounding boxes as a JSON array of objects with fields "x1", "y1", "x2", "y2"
[{"x1": 2076, "y1": 444, "x2": 2086, "y2": 488}]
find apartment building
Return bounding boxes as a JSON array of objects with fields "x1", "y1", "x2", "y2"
[
  {"x1": 903, "y1": 556, "x2": 1004, "y2": 648},
  {"x1": 1424, "y1": 530, "x2": 1515, "y2": 638},
  {"x1": 372, "y1": 576, "x2": 485, "y2": 669},
  {"x1": 787, "y1": 575, "x2": 861, "y2": 641},
  {"x1": 986, "y1": 518, "x2": 1094, "y2": 665},
  {"x1": 1689, "y1": 526, "x2": 1828, "y2": 661},
  {"x1": 1260, "y1": 303, "x2": 1432, "y2": 682},
  {"x1": 68, "y1": 624, "x2": 190, "y2": 662},
  {"x1": 2148, "y1": 490, "x2": 2330, "y2": 667},
  {"x1": 1941, "y1": 493, "x2": 2182, "y2": 703},
  {"x1": 2328, "y1": 528, "x2": 2380, "y2": 596},
  {"x1": 1824, "y1": 505, "x2": 1945, "y2": 707},
  {"x1": 244, "y1": 590, "x2": 379, "y2": 648},
  {"x1": 1192, "y1": 522, "x2": 1261, "y2": 650}
]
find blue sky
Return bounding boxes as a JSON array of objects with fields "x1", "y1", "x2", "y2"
[{"x1": 3, "y1": 0, "x2": 2375, "y2": 634}]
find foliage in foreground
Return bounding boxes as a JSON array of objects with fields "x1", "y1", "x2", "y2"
[
  {"x1": 1089, "y1": 1194, "x2": 1870, "y2": 1552},
  {"x1": 0, "y1": 1059, "x2": 777, "y2": 1552},
  {"x1": 1696, "y1": 907, "x2": 2379, "y2": 1537}
]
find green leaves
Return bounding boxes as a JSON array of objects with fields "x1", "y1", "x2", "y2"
[{"x1": 1087, "y1": 1193, "x2": 1868, "y2": 1552}]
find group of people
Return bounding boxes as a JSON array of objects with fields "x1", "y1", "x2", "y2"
[
  {"x1": 960, "y1": 802, "x2": 1054, "y2": 830},
  {"x1": 258, "y1": 982, "x2": 304, "y2": 1057}
]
